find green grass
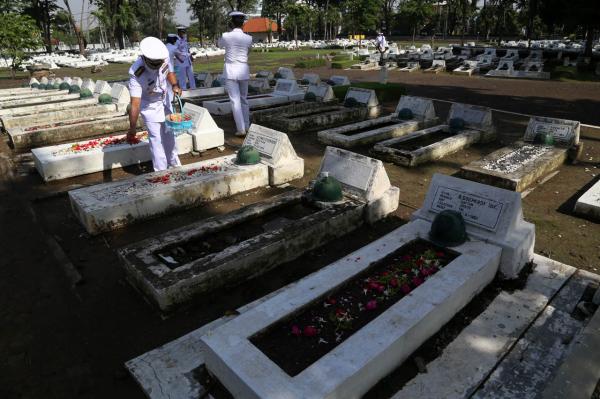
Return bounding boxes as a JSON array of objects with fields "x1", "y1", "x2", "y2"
[
  {"x1": 331, "y1": 60, "x2": 356, "y2": 69},
  {"x1": 332, "y1": 82, "x2": 407, "y2": 103},
  {"x1": 294, "y1": 58, "x2": 327, "y2": 69},
  {"x1": 550, "y1": 65, "x2": 600, "y2": 83}
]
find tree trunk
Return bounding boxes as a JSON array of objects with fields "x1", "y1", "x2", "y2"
[
  {"x1": 64, "y1": 0, "x2": 86, "y2": 54},
  {"x1": 412, "y1": 26, "x2": 416, "y2": 44},
  {"x1": 584, "y1": 25, "x2": 594, "y2": 58}
]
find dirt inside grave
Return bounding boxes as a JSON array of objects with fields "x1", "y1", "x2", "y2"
[
  {"x1": 338, "y1": 119, "x2": 401, "y2": 135},
  {"x1": 390, "y1": 130, "x2": 450, "y2": 151},
  {"x1": 0, "y1": 69, "x2": 599, "y2": 398}
]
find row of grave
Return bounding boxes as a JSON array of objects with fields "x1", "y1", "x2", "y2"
[{"x1": 2, "y1": 77, "x2": 599, "y2": 397}]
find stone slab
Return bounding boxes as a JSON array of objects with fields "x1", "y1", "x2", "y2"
[
  {"x1": 69, "y1": 155, "x2": 270, "y2": 235},
  {"x1": 265, "y1": 104, "x2": 370, "y2": 133},
  {"x1": 276, "y1": 67, "x2": 295, "y2": 80},
  {"x1": 300, "y1": 73, "x2": 320, "y2": 85},
  {"x1": 0, "y1": 89, "x2": 69, "y2": 102},
  {"x1": 32, "y1": 132, "x2": 194, "y2": 182},
  {"x1": 392, "y1": 254, "x2": 576, "y2": 399},
  {"x1": 118, "y1": 190, "x2": 365, "y2": 311},
  {"x1": 306, "y1": 83, "x2": 335, "y2": 102},
  {"x1": 328, "y1": 75, "x2": 350, "y2": 86},
  {"x1": 460, "y1": 141, "x2": 568, "y2": 192},
  {"x1": 180, "y1": 86, "x2": 225, "y2": 100},
  {"x1": 181, "y1": 103, "x2": 224, "y2": 151},
  {"x1": 424, "y1": 59, "x2": 446, "y2": 73},
  {"x1": 394, "y1": 95, "x2": 436, "y2": 121},
  {"x1": 400, "y1": 62, "x2": 420, "y2": 72},
  {"x1": 574, "y1": 179, "x2": 600, "y2": 221},
  {"x1": 248, "y1": 78, "x2": 270, "y2": 93},
  {"x1": 200, "y1": 220, "x2": 501, "y2": 399},
  {"x1": 94, "y1": 80, "x2": 111, "y2": 96},
  {"x1": 2, "y1": 104, "x2": 117, "y2": 130},
  {"x1": 412, "y1": 173, "x2": 535, "y2": 279},
  {"x1": 110, "y1": 83, "x2": 130, "y2": 104},
  {"x1": 0, "y1": 92, "x2": 80, "y2": 109},
  {"x1": 0, "y1": 98, "x2": 98, "y2": 120},
  {"x1": 474, "y1": 268, "x2": 600, "y2": 399},
  {"x1": 523, "y1": 116, "x2": 580, "y2": 147},
  {"x1": 9, "y1": 113, "x2": 133, "y2": 150},
  {"x1": 195, "y1": 72, "x2": 213, "y2": 87}
]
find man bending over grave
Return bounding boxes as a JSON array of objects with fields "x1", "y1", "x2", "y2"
[
  {"x1": 218, "y1": 11, "x2": 253, "y2": 137},
  {"x1": 127, "y1": 36, "x2": 182, "y2": 171}
]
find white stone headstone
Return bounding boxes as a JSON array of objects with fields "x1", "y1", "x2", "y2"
[
  {"x1": 256, "y1": 70, "x2": 274, "y2": 80},
  {"x1": 182, "y1": 103, "x2": 224, "y2": 150},
  {"x1": 62, "y1": 77, "x2": 72, "y2": 85},
  {"x1": 40, "y1": 77, "x2": 49, "y2": 85},
  {"x1": 504, "y1": 49, "x2": 519, "y2": 59},
  {"x1": 111, "y1": 83, "x2": 130, "y2": 104},
  {"x1": 522, "y1": 116, "x2": 580, "y2": 147},
  {"x1": 195, "y1": 72, "x2": 213, "y2": 87},
  {"x1": 394, "y1": 96, "x2": 436, "y2": 121},
  {"x1": 29, "y1": 77, "x2": 39, "y2": 86},
  {"x1": 497, "y1": 60, "x2": 514, "y2": 71},
  {"x1": 276, "y1": 67, "x2": 295, "y2": 80},
  {"x1": 248, "y1": 78, "x2": 270, "y2": 92},
  {"x1": 273, "y1": 79, "x2": 299, "y2": 96},
  {"x1": 94, "y1": 80, "x2": 111, "y2": 96},
  {"x1": 407, "y1": 61, "x2": 420, "y2": 68},
  {"x1": 448, "y1": 103, "x2": 493, "y2": 132},
  {"x1": 345, "y1": 87, "x2": 379, "y2": 108},
  {"x1": 306, "y1": 83, "x2": 335, "y2": 102},
  {"x1": 484, "y1": 48, "x2": 497, "y2": 57},
  {"x1": 480, "y1": 55, "x2": 494, "y2": 64},
  {"x1": 301, "y1": 73, "x2": 320, "y2": 85},
  {"x1": 432, "y1": 59, "x2": 446, "y2": 68},
  {"x1": 243, "y1": 124, "x2": 299, "y2": 168},
  {"x1": 317, "y1": 146, "x2": 391, "y2": 202},
  {"x1": 465, "y1": 60, "x2": 478, "y2": 68},
  {"x1": 81, "y1": 79, "x2": 95, "y2": 93},
  {"x1": 329, "y1": 75, "x2": 350, "y2": 86},
  {"x1": 71, "y1": 77, "x2": 83, "y2": 87},
  {"x1": 412, "y1": 173, "x2": 534, "y2": 278}
]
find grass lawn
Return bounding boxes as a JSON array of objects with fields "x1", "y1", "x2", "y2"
[{"x1": 550, "y1": 65, "x2": 600, "y2": 83}]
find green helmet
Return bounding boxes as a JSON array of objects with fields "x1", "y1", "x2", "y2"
[
  {"x1": 69, "y1": 85, "x2": 81, "y2": 94},
  {"x1": 98, "y1": 93, "x2": 112, "y2": 104},
  {"x1": 80, "y1": 88, "x2": 93, "y2": 99},
  {"x1": 59, "y1": 82, "x2": 71, "y2": 91}
]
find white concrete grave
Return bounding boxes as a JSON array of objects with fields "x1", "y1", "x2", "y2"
[
  {"x1": 318, "y1": 95, "x2": 437, "y2": 148},
  {"x1": 110, "y1": 83, "x2": 130, "y2": 105},
  {"x1": 574, "y1": 179, "x2": 600, "y2": 221},
  {"x1": 502, "y1": 49, "x2": 520, "y2": 61},
  {"x1": 0, "y1": 96, "x2": 99, "y2": 121},
  {"x1": 372, "y1": 102, "x2": 495, "y2": 167},
  {"x1": 412, "y1": 173, "x2": 534, "y2": 278},
  {"x1": 482, "y1": 47, "x2": 498, "y2": 59},
  {"x1": 255, "y1": 70, "x2": 274, "y2": 80},
  {"x1": 461, "y1": 116, "x2": 580, "y2": 192},
  {"x1": 200, "y1": 206, "x2": 500, "y2": 398},
  {"x1": 40, "y1": 76, "x2": 49, "y2": 85},
  {"x1": 486, "y1": 60, "x2": 515, "y2": 77},
  {"x1": 276, "y1": 67, "x2": 295, "y2": 80},
  {"x1": 181, "y1": 102, "x2": 224, "y2": 151},
  {"x1": 69, "y1": 124, "x2": 303, "y2": 234},
  {"x1": 328, "y1": 75, "x2": 350, "y2": 86},
  {"x1": 71, "y1": 77, "x2": 83, "y2": 87},
  {"x1": 118, "y1": 147, "x2": 397, "y2": 311},
  {"x1": 203, "y1": 79, "x2": 305, "y2": 115},
  {"x1": 0, "y1": 88, "x2": 70, "y2": 102},
  {"x1": 0, "y1": 89, "x2": 79, "y2": 108},
  {"x1": 453, "y1": 60, "x2": 480, "y2": 76},
  {"x1": 62, "y1": 77, "x2": 72, "y2": 85},
  {"x1": 81, "y1": 79, "x2": 95, "y2": 93},
  {"x1": 300, "y1": 73, "x2": 320, "y2": 85},
  {"x1": 94, "y1": 80, "x2": 112, "y2": 96},
  {"x1": 424, "y1": 59, "x2": 446, "y2": 73},
  {"x1": 29, "y1": 77, "x2": 39, "y2": 86},
  {"x1": 195, "y1": 72, "x2": 213, "y2": 87},
  {"x1": 248, "y1": 78, "x2": 270, "y2": 93},
  {"x1": 306, "y1": 83, "x2": 335, "y2": 102},
  {"x1": 477, "y1": 55, "x2": 494, "y2": 68},
  {"x1": 400, "y1": 61, "x2": 420, "y2": 72},
  {"x1": 32, "y1": 131, "x2": 193, "y2": 182}
]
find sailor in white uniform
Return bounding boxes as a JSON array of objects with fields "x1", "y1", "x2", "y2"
[
  {"x1": 375, "y1": 31, "x2": 388, "y2": 52},
  {"x1": 218, "y1": 11, "x2": 253, "y2": 136},
  {"x1": 175, "y1": 26, "x2": 195, "y2": 90},
  {"x1": 127, "y1": 36, "x2": 182, "y2": 171},
  {"x1": 165, "y1": 33, "x2": 179, "y2": 104}
]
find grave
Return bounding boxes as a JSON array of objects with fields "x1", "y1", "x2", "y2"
[
  {"x1": 317, "y1": 95, "x2": 438, "y2": 148},
  {"x1": 351, "y1": 57, "x2": 378, "y2": 70},
  {"x1": 80, "y1": 78, "x2": 95, "y2": 93},
  {"x1": 461, "y1": 116, "x2": 580, "y2": 192},
  {"x1": 433, "y1": 47, "x2": 454, "y2": 60},
  {"x1": 453, "y1": 60, "x2": 479, "y2": 76},
  {"x1": 197, "y1": 174, "x2": 533, "y2": 398},
  {"x1": 248, "y1": 77, "x2": 271, "y2": 93},
  {"x1": 71, "y1": 77, "x2": 83, "y2": 87},
  {"x1": 574, "y1": 179, "x2": 600, "y2": 221},
  {"x1": 31, "y1": 103, "x2": 223, "y2": 181},
  {"x1": 524, "y1": 49, "x2": 543, "y2": 63},
  {"x1": 480, "y1": 47, "x2": 498, "y2": 61},
  {"x1": 327, "y1": 75, "x2": 350, "y2": 86},
  {"x1": 276, "y1": 67, "x2": 295, "y2": 80},
  {"x1": 0, "y1": 96, "x2": 99, "y2": 122},
  {"x1": 423, "y1": 59, "x2": 446, "y2": 73},
  {"x1": 7, "y1": 84, "x2": 132, "y2": 150},
  {"x1": 2, "y1": 83, "x2": 129, "y2": 131},
  {"x1": 399, "y1": 61, "x2": 420, "y2": 72},
  {"x1": 371, "y1": 102, "x2": 495, "y2": 167},
  {"x1": 203, "y1": 79, "x2": 305, "y2": 116},
  {"x1": 94, "y1": 80, "x2": 112, "y2": 96},
  {"x1": 501, "y1": 49, "x2": 520, "y2": 62},
  {"x1": 252, "y1": 84, "x2": 336, "y2": 124},
  {"x1": 0, "y1": 89, "x2": 79, "y2": 108},
  {"x1": 486, "y1": 60, "x2": 515, "y2": 77},
  {"x1": 118, "y1": 147, "x2": 399, "y2": 311},
  {"x1": 477, "y1": 54, "x2": 494, "y2": 68},
  {"x1": 179, "y1": 86, "x2": 227, "y2": 104},
  {"x1": 299, "y1": 73, "x2": 320, "y2": 85},
  {"x1": 515, "y1": 61, "x2": 551, "y2": 79},
  {"x1": 255, "y1": 70, "x2": 274, "y2": 80},
  {"x1": 255, "y1": 87, "x2": 380, "y2": 133},
  {"x1": 69, "y1": 124, "x2": 304, "y2": 235},
  {"x1": 194, "y1": 72, "x2": 213, "y2": 87}
]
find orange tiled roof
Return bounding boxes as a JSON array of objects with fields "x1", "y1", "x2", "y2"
[{"x1": 243, "y1": 17, "x2": 278, "y2": 33}]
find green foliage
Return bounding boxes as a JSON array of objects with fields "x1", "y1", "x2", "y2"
[
  {"x1": 294, "y1": 58, "x2": 327, "y2": 69},
  {"x1": 0, "y1": 14, "x2": 42, "y2": 77},
  {"x1": 331, "y1": 60, "x2": 355, "y2": 69},
  {"x1": 398, "y1": 0, "x2": 434, "y2": 38}
]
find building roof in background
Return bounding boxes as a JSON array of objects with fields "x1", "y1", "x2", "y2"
[{"x1": 243, "y1": 17, "x2": 278, "y2": 34}]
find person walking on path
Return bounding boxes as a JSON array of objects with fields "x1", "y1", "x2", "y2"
[
  {"x1": 176, "y1": 27, "x2": 196, "y2": 90},
  {"x1": 127, "y1": 36, "x2": 182, "y2": 171},
  {"x1": 218, "y1": 11, "x2": 253, "y2": 136}
]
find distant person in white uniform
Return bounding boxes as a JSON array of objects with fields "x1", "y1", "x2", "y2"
[
  {"x1": 376, "y1": 31, "x2": 388, "y2": 56},
  {"x1": 175, "y1": 26, "x2": 195, "y2": 90},
  {"x1": 127, "y1": 36, "x2": 182, "y2": 171},
  {"x1": 218, "y1": 11, "x2": 253, "y2": 137},
  {"x1": 165, "y1": 33, "x2": 179, "y2": 104}
]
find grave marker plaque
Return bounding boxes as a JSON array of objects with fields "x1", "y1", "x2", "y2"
[
  {"x1": 94, "y1": 80, "x2": 111, "y2": 96},
  {"x1": 273, "y1": 79, "x2": 298, "y2": 96},
  {"x1": 448, "y1": 103, "x2": 493, "y2": 131},
  {"x1": 307, "y1": 83, "x2": 334, "y2": 102},
  {"x1": 523, "y1": 116, "x2": 580, "y2": 146},
  {"x1": 394, "y1": 96, "x2": 435, "y2": 120},
  {"x1": 329, "y1": 76, "x2": 350, "y2": 86},
  {"x1": 243, "y1": 124, "x2": 298, "y2": 168},
  {"x1": 345, "y1": 87, "x2": 378, "y2": 107},
  {"x1": 111, "y1": 83, "x2": 130, "y2": 104}
]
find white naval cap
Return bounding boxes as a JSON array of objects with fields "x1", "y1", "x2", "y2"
[
  {"x1": 140, "y1": 36, "x2": 169, "y2": 60},
  {"x1": 167, "y1": 33, "x2": 178, "y2": 38},
  {"x1": 176, "y1": 26, "x2": 187, "y2": 31},
  {"x1": 229, "y1": 11, "x2": 246, "y2": 18}
]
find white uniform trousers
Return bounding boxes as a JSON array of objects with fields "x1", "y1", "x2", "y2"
[
  {"x1": 145, "y1": 120, "x2": 181, "y2": 171},
  {"x1": 178, "y1": 64, "x2": 196, "y2": 90},
  {"x1": 225, "y1": 79, "x2": 250, "y2": 134}
]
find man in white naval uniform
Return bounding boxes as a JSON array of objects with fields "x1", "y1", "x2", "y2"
[
  {"x1": 127, "y1": 36, "x2": 182, "y2": 171},
  {"x1": 165, "y1": 33, "x2": 179, "y2": 104},
  {"x1": 375, "y1": 31, "x2": 388, "y2": 53},
  {"x1": 175, "y1": 27, "x2": 195, "y2": 90},
  {"x1": 218, "y1": 11, "x2": 253, "y2": 136}
]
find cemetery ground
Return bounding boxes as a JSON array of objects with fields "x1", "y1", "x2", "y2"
[{"x1": 0, "y1": 65, "x2": 600, "y2": 397}]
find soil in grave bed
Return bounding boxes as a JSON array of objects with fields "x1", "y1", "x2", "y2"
[
  {"x1": 155, "y1": 200, "x2": 320, "y2": 268},
  {"x1": 284, "y1": 106, "x2": 343, "y2": 120},
  {"x1": 390, "y1": 131, "x2": 450, "y2": 151},
  {"x1": 338, "y1": 120, "x2": 402, "y2": 136},
  {"x1": 250, "y1": 238, "x2": 459, "y2": 376},
  {"x1": 23, "y1": 115, "x2": 116, "y2": 132}
]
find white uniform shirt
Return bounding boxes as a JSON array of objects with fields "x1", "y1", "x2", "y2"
[
  {"x1": 128, "y1": 56, "x2": 174, "y2": 123},
  {"x1": 166, "y1": 42, "x2": 178, "y2": 67},
  {"x1": 176, "y1": 37, "x2": 191, "y2": 67},
  {"x1": 218, "y1": 28, "x2": 253, "y2": 80},
  {"x1": 376, "y1": 35, "x2": 388, "y2": 50}
]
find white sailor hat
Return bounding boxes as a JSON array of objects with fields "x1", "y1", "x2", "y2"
[
  {"x1": 140, "y1": 36, "x2": 169, "y2": 60},
  {"x1": 176, "y1": 26, "x2": 187, "y2": 31},
  {"x1": 229, "y1": 11, "x2": 246, "y2": 18},
  {"x1": 167, "y1": 33, "x2": 178, "y2": 38}
]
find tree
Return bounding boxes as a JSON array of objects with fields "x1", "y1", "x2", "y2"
[
  {"x1": 381, "y1": 0, "x2": 400, "y2": 35},
  {"x1": 399, "y1": 0, "x2": 435, "y2": 42},
  {"x1": 24, "y1": 0, "x2": 59, "y2": 53},
  {"x1": 0, "y1": 13, "x2": 43, "y2": 77},
  {"x1": 63, "y1": 0, "x2": 86, "y2": 54},
  {"x1": 344, "y1": 0, "x2": 380, "y2": 38}
]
